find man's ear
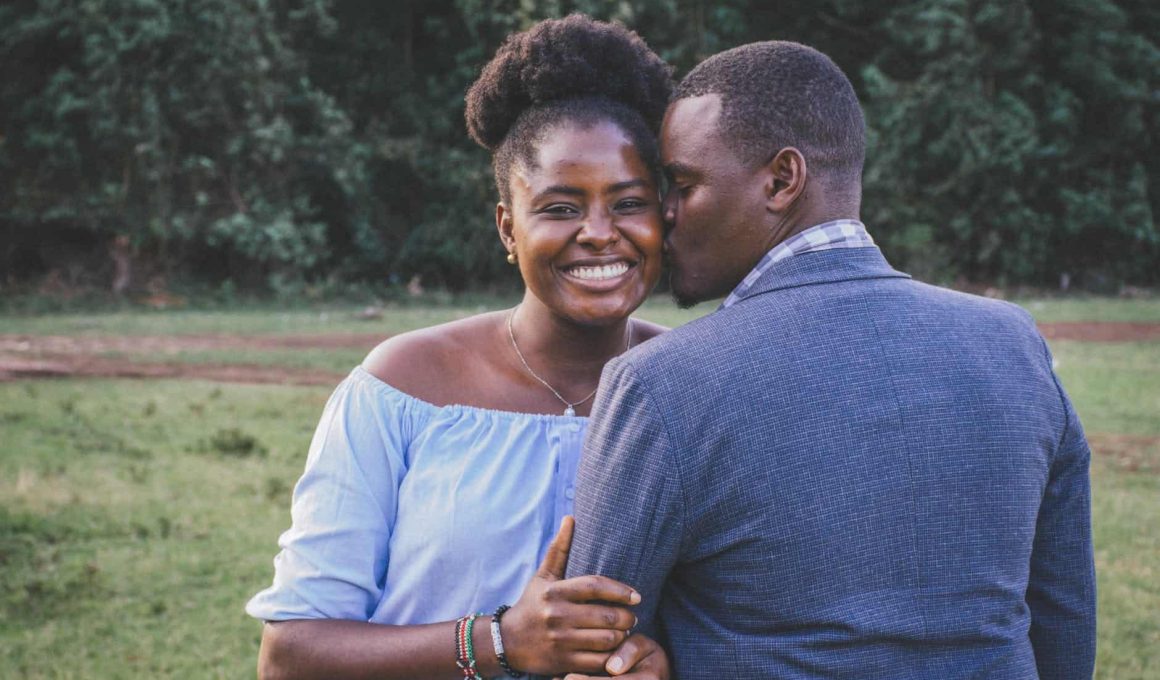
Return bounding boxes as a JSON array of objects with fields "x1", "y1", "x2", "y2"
[
  {"x1": 496, "y1": 202, "x2": 515, "y2": 253},
  {"x1": 764, "y1": 147, "x2": 808, "y2": 213}
]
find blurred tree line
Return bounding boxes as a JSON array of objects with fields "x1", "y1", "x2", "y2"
[{"x1": 1, "y1": 0, "x2": 1156, "y2": 295}]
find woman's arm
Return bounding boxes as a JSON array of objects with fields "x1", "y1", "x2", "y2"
[
  {"x1": 259, "y1": 619, "x2": 670, "y2": 680},
  {"x1": 257, "y1": 518, "x2": 640, "y2": 680},
  {"x1": 259, "y1": 619, "x2": 461, "y2": 680}
]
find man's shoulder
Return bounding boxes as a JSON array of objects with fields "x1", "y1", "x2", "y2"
[
  {"x1": 606, "y1": 303, "x2": 769, "y2": 409},
  {"x1": 620, "y1": 305, "x2": 737, "y2": 371},
  {"x1": 906, "y1": 281, "x2": 1041, "y2": 335},
  {"x1": 615, "y1": 281, "x2": 1045, "y2": 389}
]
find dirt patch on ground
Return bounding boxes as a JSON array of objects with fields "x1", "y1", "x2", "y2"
[
  {"x1": 0, "y1": 333, "x2": 382, "y2": 385},
  {"x1": 1088, "y1": 433, "x2": 1160, "y2": 473},
  {"x1": 1038, "y1": 322, "x2": 1160, "y2": 343},
  {"x1": 0, "y1": 332, "x2": 384, "y2": 356},
  {"x1": 0, "y1": 321, "x2": 1156, "y2": 386},
  {"x1": 0, "y1": 356, "x2": 347, "y2": 386}
]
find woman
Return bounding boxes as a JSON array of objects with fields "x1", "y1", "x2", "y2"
[{"x1": 247, "y1": 15, "x2": 674, "y2": 680}]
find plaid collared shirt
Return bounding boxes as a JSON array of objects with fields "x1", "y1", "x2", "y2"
[{"x1": 720, "y1": 219, "x2": 877, "y2": 309}]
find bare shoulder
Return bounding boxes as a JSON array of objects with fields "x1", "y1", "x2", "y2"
[
  {"x1": 631, "y1": 317, "x2": 668, "y2": 344},
  {"x1": 362, "y1": 311, "x2": 504, "y2": 404}
]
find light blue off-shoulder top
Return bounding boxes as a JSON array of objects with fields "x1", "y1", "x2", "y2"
[{"x1": 246, "y1": 366, "x2": 588, "y2": 624}]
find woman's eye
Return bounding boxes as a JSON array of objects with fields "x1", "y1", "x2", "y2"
[
  {"x1": 616, "y1": 198, "x2": 649, "y2": 211},
  {"x1": 541, "y1": 204, "x2": 579, "y2": 216}
]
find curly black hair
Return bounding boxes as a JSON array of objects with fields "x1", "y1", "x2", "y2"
[
  {"x1": 465, "y1": 14, "x2": 673, "y2": 205},
  {"x1": 676, "y1": 41, "x2": 865, "y2": 191}
]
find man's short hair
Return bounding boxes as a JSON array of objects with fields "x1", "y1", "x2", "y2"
[{"x1": 676, "y1": 41, "x2": 865, "y2": 189}]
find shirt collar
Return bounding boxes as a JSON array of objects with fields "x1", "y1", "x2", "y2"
[{"x1": 720, "y1": 220, "x2": 876, "y2": 310}]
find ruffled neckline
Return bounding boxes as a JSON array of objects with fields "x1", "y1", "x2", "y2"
[{"x1": 351, "y1": 365, "x2": 590, "y2": 424}]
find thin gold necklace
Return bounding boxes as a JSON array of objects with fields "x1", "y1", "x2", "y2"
[{"x1": 507, "y1": 307, "x2": 633, "y2": 416}]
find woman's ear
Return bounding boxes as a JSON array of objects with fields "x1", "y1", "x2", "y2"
[
  {"x1": 765, "y1": 147, "x2": 808, "y2": 213},
  {"x1": 496, "y1": 202, "x2": 515, "y2": 253}
]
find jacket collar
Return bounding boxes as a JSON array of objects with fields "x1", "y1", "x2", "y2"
[{"x1": 729, "y1": 247, "x2": 911, "y2": 306}]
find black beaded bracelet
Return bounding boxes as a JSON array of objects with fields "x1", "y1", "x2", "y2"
[{"x1": 490, "y1": 604, "x2": 525, "y2": 678}]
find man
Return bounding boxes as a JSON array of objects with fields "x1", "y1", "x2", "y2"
[{"x1": 567, "y1": 42, "x2": 1095, "y2": 679}]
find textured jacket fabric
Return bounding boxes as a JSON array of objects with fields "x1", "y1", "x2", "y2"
[{"x1": 567, "y1": 247, "x2": 1096, "y2": 679}]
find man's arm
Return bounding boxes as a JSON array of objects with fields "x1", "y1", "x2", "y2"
[
  {"x1": 1027, "y1": 371, "x2": 1097, "y2": 679},
  {"x1": 566, "y1": 358, "x2": 686, "y2": 634}
]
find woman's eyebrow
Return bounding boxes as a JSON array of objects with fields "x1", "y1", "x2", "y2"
[
  {"x1": 606, "y1": 179, "x2": 650, "y2": 194},
  {"x1": 532, "y1": 185, "x2": 585, "y2": 202}
]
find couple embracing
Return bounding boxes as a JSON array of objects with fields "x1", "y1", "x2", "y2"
[{"x1": 247, "y1": 14, "x2": 1095, "y2": 680}]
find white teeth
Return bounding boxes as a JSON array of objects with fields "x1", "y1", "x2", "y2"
[{"x1": 566, "y1": 262, "x2": 630, "y2": 280}]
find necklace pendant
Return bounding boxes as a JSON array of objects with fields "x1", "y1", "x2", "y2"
[{"x1": 563, "y1": 406, "x2": 576, "y2": 417}]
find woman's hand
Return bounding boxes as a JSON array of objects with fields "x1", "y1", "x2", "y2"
[
  {"x1": 560, "y1": 633, "x2": 671, "y2": 680},
  {"x1": 500, "y1": 516, "x2": 641, "y2": 676}
]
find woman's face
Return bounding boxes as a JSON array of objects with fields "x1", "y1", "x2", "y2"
[{"x1": 499, "y1": 121, "x2": 663, "y2": 325}]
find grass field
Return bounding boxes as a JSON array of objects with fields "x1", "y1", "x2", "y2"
[
  {"x1": 1, "y1": 295, "x2": 1158, "y2": 678},
  {"x1": 3, "y1": 294, "x2": 1158, "y2": 336}
]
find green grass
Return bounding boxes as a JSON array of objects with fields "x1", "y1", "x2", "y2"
[
  {"x1": 1015, "y1": 297, "x2": 1160, "y2": 323},
  {"x1": 0, "y1": 295, "x2": 710, "y2": 337},
  {"x1": 1051, "y1": 340, "x2": 1160, "y2": 678},
  {"x1": 97, "y1": 347, "x2": 369, "y2": 375},
  {"x1": 1051, "y1": 341, "x2": 1160, "y2": 437},
  {"x1": 1091, "y1": 456, "x2": 1160, "y2": 679},
  {"x1": 0, "y1": 380, "x2": 329, "y2": 678},
  {"x1": 0, "y1": 298, "x2": 1157, "y2": 678},
  {"x1": 0, "y1": 303, "x2": 504, "y2": 336},
  {"x1": 2, "y1": 294, "x2": 1157, "y2": 338}
]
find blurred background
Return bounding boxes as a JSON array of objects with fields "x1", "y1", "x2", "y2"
[
  {"x1": 0, "y1": 2, "x2": 1157, "y2": 678},
  {"x1": 1, "y1": 0, "x2": 1156, "y2": 300}
]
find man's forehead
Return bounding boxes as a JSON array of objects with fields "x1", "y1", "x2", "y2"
[
  {"x1": 664, "y1": 93, "x2": 723, "y2": 134},
  {"x1": 662, "y1": 94, "x2": 725, "y2": 164}
]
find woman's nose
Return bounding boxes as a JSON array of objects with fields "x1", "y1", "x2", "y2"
[{"x1": 576, "y1": 211, "x2": 620, "y2": 248}]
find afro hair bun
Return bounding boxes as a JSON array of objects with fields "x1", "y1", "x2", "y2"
[{"x1": 465, "y1": 14, "x2": 673, "y2": 152}]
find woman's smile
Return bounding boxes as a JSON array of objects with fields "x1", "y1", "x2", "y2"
[{"x1": 560, "y1": 258, "x2": 637, "y2": 289}]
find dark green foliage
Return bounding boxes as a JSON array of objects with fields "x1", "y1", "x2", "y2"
[
  {"x1": 861, "y1": 0, "x2": 1159, "y2": 286},
  {"x1": 0, "y1": 0, "x2": 368, "y2": 287},
  {"x1": 1, "y1": 0, "x2": 1155, "y2": 291}
]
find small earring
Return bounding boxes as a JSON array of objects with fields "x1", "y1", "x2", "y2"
[{"x1": 506, "y1": 251, "x2": 517, "y2": 264}]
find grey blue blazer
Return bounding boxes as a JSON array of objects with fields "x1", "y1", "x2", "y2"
[{"x1": 567, "y1": 247, "x2": 1096, "y2": 679}]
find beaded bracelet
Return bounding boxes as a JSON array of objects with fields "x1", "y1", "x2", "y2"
[
  {"x1": 455, "y1": 613, "x2": 485, "y2": 680},
  {"x1": 491, "y1": 605, "x2": 525, "y2": 678}
]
